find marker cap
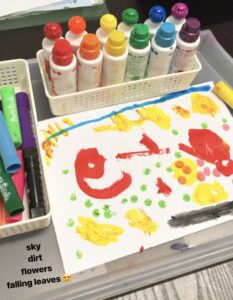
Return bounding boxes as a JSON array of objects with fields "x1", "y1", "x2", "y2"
[
  {"x1": 80, "y1": 33, "x2": 100, "y2": 60},
  {"x1": 155, "y1": 22, "x2": 176, "y2": 47},
  {"x1": 106, "y1": 30, "x2": 126, "y2": 56},
  {"x1": 179, "y1": 17, "x2": 201, "y2": 43},
  {"x1": 44, "y1": 22, "x2": 62, "y2": 40},
  {"x1": 0, "y1": 111, "x2": 21, "y2": 174},
  {"x1": 122, "y1": 8, "x2": 139, "y2": 26},
  {"x1": 100, "y1": 14, "x2": 117, "y2": 32},
  {"x1": 16, "y1": 92, "x2": 36, "y2": 150},
  {"x1": 129, "y1": 23, "x2": 150, "y2": 49},
  {"x1": 52, "y1": 39, "x2": 73, "y2": 66},
  {"x1": 149, "y1": 5, "x2": 166, "y2": 23},
  {"x1": 171, "y1": 3, "x2": 189, "y2": 20},
  {"x1": 68, "y1": 16, "x2": 86, "y2": 34}
]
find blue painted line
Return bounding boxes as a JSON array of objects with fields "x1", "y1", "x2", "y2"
[{"x1": 48, "y1": 84, "x2": 211, "y2": 140}]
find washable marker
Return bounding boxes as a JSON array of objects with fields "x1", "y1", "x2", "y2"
[
  {"x1": 96, "y1": 14, "x2": 117, "y2": 47},
  {"x1": 146, "y1": 22, "x2": 176, "y2": 77},
  {"x1": 117, "y1": 8, "x2": 139, "y2": 39},
  {"x1": 0, "y1": 202, "x2": 4, "y2": 225},
  {"x1": 0, "y1": 157, "x2": 24, "y2": 217},
  {"x1": 0, "y1": 111, "x2": 21, "y2": 174},
  {"x1": 144, "y1": 5, "x2": 166, "y2": 39},
  {"x1": 16, "y1": 92, "x2": 46, "y2": 218},
  {"x1": 5, "y1": 150, "x2": 25, "y2": 223},
  {"x1": 125, "y1": 24, "x2": 150, "y2": 81},
  {"x1": 166, "y1": 3, "x2": 189, "y2": 33},
  {"x1": 1, "y1": 86, "x2": 22, "y2": 148},
  {"x1": 65, "y1": 16, "x2": 87, "y2": 53}
]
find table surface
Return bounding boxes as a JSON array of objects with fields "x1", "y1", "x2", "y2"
[{"x1": 0, "y1": 1, "x2": 233, "y2": 299}]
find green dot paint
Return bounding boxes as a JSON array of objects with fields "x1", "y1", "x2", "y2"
[
  {"x1": 130, "y1": 195, "x2": 138, "y2": 203},
  {"x1": 70, "y1": 193, "x2": 77, "y2": 201},
  {"x1": 92, "y1": 209, "x2": 100, "y2": 217},
  {"x1": 121, "y1": 198, "x2": 128, "y2": 204},
  {"x1": 155, "y1": 162, "x2": 161, "y2": 168},
  {"x1": 103, "y1": 204, "x2": 110, "y2": 211},
  {"x1": 62, "y1": 169, "x2": 69, "y2": 175},
  {"x1": 144, "y1": 199, "x2": 152, "y2": 206},
  {"x1": 76, "y1": 250, "x2": 83, "y2": 259},
  {"x1": 183, "y1": 194, "x2": 191, "y2": 202},
  {"x1": 67, "y1": 218, "x2": 75, "y2": 227},
  {"x1": 172, "y1": 129, "x2": 178, "y2": 135},
  {"x1": 166, "y1": 166, "x2": 173, "y2": 173},
  {"x1": 140, "y1": 184, "x2": 147, "y2": 192},
  {"x1": 222, "y1": 118, "x2": 228, "y2": 123},
  {"x1": 104, "y1": 210, "x2": 113, "y2": 219},
  {"x1": 85, "y1": 199, "x2": 93, "y2": 208},
  {"x1": 158, "y1": 200, "x2": 166, "y2": 208},
  {"x1": 175, "y1": 152, "x2": 182, "y2": 158},
  {"x1": 201, "y1": 123, "x2": 208, "y2": 129},
  {"x1": 143, "y1": 168, "x2": 151, "y2": 175}
]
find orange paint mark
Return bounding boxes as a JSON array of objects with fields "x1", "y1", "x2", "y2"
[
  {"x1": 175, "y1": 160, "x2": 184, "y2": 168},
  {"x1": 178, "y1": 176, "x2": 187, "y2": 185},
  {"x1": 173, "y1": 105, "x2": 190, "y2": 118},
  {"x1": 183, "y1": 165, "x2": 191, "y2": 174}
]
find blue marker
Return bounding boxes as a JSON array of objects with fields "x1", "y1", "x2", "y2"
[{"x1": 0, "y1": 111, "x2": 21, "y2": 173}]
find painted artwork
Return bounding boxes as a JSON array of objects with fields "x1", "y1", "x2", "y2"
[{"x1": 37, "y1": 82, "x2": 233, "y2": 274}]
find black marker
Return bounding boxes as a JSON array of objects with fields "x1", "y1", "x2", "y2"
[{"x1": 16, "y1": 92, "x2": 46, "y2": 218}]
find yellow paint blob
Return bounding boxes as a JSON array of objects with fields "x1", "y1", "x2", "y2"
[
  {"x1": 173, "y1": 105, "x2": 190, "y2": 119},
  {"x1": 172, "y1": 158, "x2": 198, "y2": 186},
  {"x1": 75, "y1": 217, "x2": 124, "y2": 246},
  {"x1": 125, "y1": 209, "x2": 158, "y2": 235},
  {"x1": 191, "y1": 93, "x2": 220, "y2": 117},
  {"x1": 192, "y1": 181, "x2": 228, "y2": 206},
  {"x1": 136, "y1": 106, "x2": 171, "y2": 130}
]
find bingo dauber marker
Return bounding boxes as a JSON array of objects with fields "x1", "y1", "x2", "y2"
[{"x1": 16, "y1": 92, "x2": 46, "y2": 218}]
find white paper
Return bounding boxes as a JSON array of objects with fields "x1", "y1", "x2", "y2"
[{"x1": 37, "y1": 82, "x2": 233, "y2": 274}]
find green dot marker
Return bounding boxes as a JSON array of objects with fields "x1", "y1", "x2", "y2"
[
  {"x1": 67, "y1": 218, "x2": 75, "y2": 227},
  {"x1": 158, "y1": 200, "x2": 166, "y2": 208},
  {"x1": 175, "y1": 152, "x2": 182, "y2": 158},
  {"x1": 92, "y1": 209, "x2": 100, "y2": 217},
  {"x1": 201, "y1": 123, "x2": 208, "y2": 129},
  {"x1": 121, "y1": 198, "x2": 128, "y2": 204},
  {"x1": 143, "y1": 168, "x2": 151, "y2": 175},
  {"x1": 70, "y1": 193, "x2": 77, "y2": 201},
  {"x1": 62, "y1": 169, "x2": 69, "y2": 175},
  {"x1": 76, "y1": 250, "x2": 83, "y2": 259},
  {"x1": 85, "y1": 199, "x2": 93, "y2": 208},
  {"x1": 144, "y1": 199, "x2": 152, "y2": 206},
  {"x1": 166, "y1": 166, "x2": 173, "y2": 172},
  {"x1": 155, "y1": 162, "x2": 161, "y2": 168},
  {"x1": 130, "y1": 195, "x2": 138, "y2": 203},
  {"x1": 172, "y1": 129, "x2": 178, "y2": 135},
  {"x1": 140, "y1": 184, "x2": 147, "y2": 192},
  {"x1": 183, "y1": 194, "x2": 191, "y2": 202}
]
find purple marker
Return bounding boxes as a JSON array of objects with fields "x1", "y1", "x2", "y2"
[
  {"x1": 16, "y1": 92, "x2": 46, "y2": 218},
  {"x1": 166, "y1": 3, "x2": 189, "y2": 32}
]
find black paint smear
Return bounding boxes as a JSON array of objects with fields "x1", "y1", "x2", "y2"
[{"x1": 168, "y1": 201, "x2": 233, "y2": 227}]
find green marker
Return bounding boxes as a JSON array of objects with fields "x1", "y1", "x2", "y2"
[
  {"x1": 0, "y1": 158, "x2": 24, "y2": 216},
  {"x1": 1, "y1": 86, "x2": 22, "y2": 148}
]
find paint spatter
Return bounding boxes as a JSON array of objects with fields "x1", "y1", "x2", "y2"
[
  {"x1": 121, "y1": 198, "x2": 128, "y2": 204},
  {"x1": 173, "y1": 105, "x2": 190, "y2": 118},
  {"x1": 158, "y1": 200, "x2": 166, "y2": 208},
  {"x1": 197, "y1": 171, "x2": 205, "y2": 182},
  {"x1": 175, "y1": 152, "x2": 182, "y2": 159},
  {"x1": 103, "y1": 204, "x2": 110, "y2": 211},
  {"x1": 201, "y1": 123, "x2": 208, "y2": 129},
  {"x1": 192, "y1": 181, "x2": 228, "y2": 206},
  {"x1": 125, "y1": 209, "x2": 158, "y2": 235},
  {"x1": 172, "y1": 129, "x2": 179, "y2": 135},
  {"x1": 75, "y1": 148, "x2": 132, "y2": 199},
  {"x1": 104, "y1": 210, "x2": 113, "y2": 219},
  {"x1": 144, "y1": 199, "x2": 152, "y2": 206},
  {"x1": 197, "y1": 159, "x2": 204, "y2": 167},
  {"x1": 172, "y1": 158, "x2": 198, "y2": 186},
  {"x1": 143, "y1": 168, "x2": 151, "y2": 175},
  {"x1": 67, "y1": 218, "x2": 75, "y2": 227},
  {"x1": 130, "y1": 195, "x2": 138, "y2": 203},
  {"x1": 85, "y1": 199, "x2": 93, "y2": 208},
  {"x1": 156, "y1": 178, "x2": 172, "y2": 196},
  {"x1": 76, "y1": 250, "x2": 83, "y2": 259},
  {"x1": 166, "y1": 166, "x2": 173, "y2": 173},
  {"x1": 136, "y1": 106, "x2": 171, "y2": 130},
  {"x1": 76, "y1": 217, "x2": 124, "y2": 246},
  {"x1": 155, "y1": 162, "x2": 161, "y2": 168},
  {"x1": 203, "y1": 167, "x2": 211, "y2": 176},
  {"x1": 140, "y1": 184, "x2": 147, "y2": 192},
  {"x1": 92, "y1": 209, "x2": 100, "y2": 217},
  {"x1": 171, "y1": 243, "x2": 189, "y2": 251},
  {"x1": 183, "y1": 194, "x2": 191, "y2": 202},
  {"x1": 140, "y1": 246, "x2": 145, "y2": 253},
  {"x1": 222, "y1": 118, "x2": 228, "y2": 123},
  {"x1": 179, "y1": 129, "x2": 233, "y2": 176},
  {"x1": 70, "y1": 193, "x2": 77, "y2": 201},
  {"x1": 213, "y1": 168, "x2": 221, "y2": 177},
  {"x1": 62, "y1": 169, "x2": 69, "y2": 175},
  {"x1": 222, "y1": 124, "x2": 230, "y2": 131},
  {"x1": 191, "y1": 93, "x2": 220, "y2": 116}
]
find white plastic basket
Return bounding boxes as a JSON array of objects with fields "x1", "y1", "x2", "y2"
[
  {"x1": 37, "y1": 49, "x2": 202, "y2": 116},
  {"x1": 0, "y1": 59, "x2": 51, "y2": 238}
]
